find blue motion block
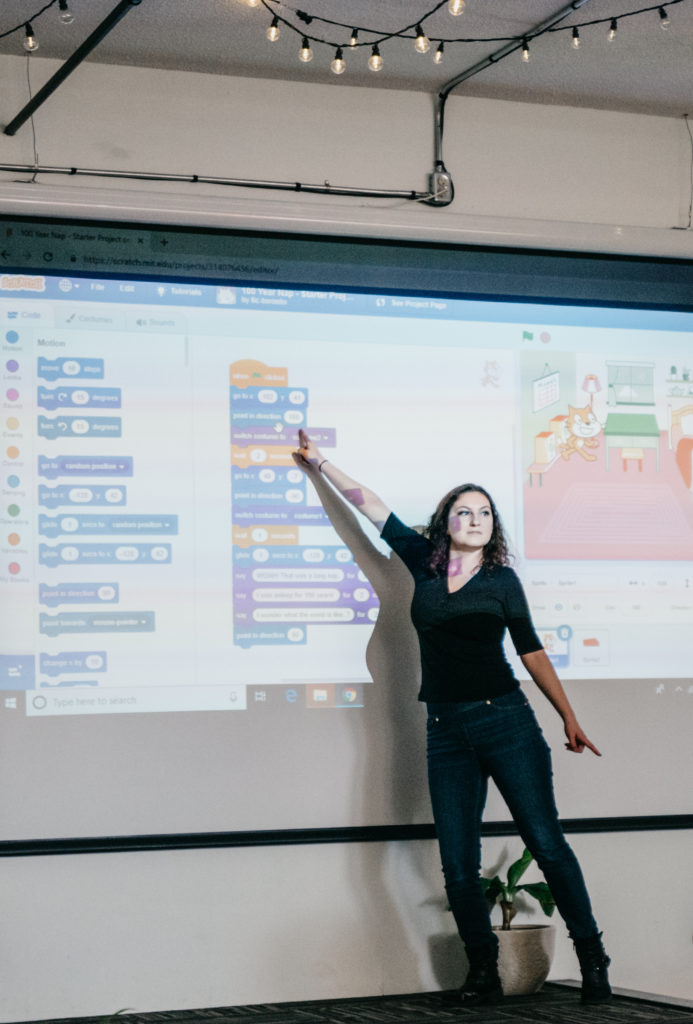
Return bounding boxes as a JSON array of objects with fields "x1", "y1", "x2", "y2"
[
  {"x1": 40, "y1": 679, "x2": 99, "y2": 688},
  {"x1": 39, "y1": 514, "x2": 178, "y2": 537},
  {"x1": 39, "y1": 484, "x2": 127, "y2": 508},
  {"x1": 39, "y1": 583, "x2": 119, "y2": 607},
  {"x1": 234, "y1": 626, "x2": 307, "y2": 649},
  {"x1": 40, "y1": 651, "x2": 108, "y2": 676},
  {"x1": 39, "y1": 543, "x2": 171, "y2": 566},
  {"x1": 37, "y1": 386, "x2": 121, "y2": 410},
  {"x1": 232, "y1": 467, "x2": 305, "y2": 486},
  {"x1": 233, "y1": 544, "x2": 353, "y2": 568},
  {"x1": 37, "y1": 357, "x2": 104, "y2": 381},
  {"x1": 38, "y1": 455, "x2": 133, "y2": 480},
  {"x1": 232, "y1": 481, "x2": 307, "y2": 505},
  {"x1": 38, "y1": 416, "x2": 122, "y2": 439},
  {"x1": 229, "y1": 386, "x2": 307, "y2": 411},
  {"x1": 39, "y1": 611, "x2": 156, "y2": 637}
]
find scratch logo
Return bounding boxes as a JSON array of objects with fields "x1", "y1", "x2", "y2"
[{"x1": 1, "y1": 275, "x2": 46, "y2": 292}]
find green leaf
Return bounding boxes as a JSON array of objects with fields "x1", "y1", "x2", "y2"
[
  {"x1": 481, "y1": 875, "x2": 504, "y2": 904},
  {"x1": 506, "y1": 847, "x2": 533, "y2": 891},
  {"x1": 517, "y1": 881, "x2": 556, "y2": 917}
]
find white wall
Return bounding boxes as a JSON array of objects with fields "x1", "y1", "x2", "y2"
[
  {"x1": 1, "y1": 54, "x2": 693, "y2": 254},
  {"x1": 2, "y1": 832, "x2": 691, "y2": 1021},
  {"x1": 1, "y1": 54, "x2": 692, "y2": 1021}
]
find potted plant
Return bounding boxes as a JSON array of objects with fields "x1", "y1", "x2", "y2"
[{"x1": 481, "y1": 847, "x2": 557, "y2": 996}]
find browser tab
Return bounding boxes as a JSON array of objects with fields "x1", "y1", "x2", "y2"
[
  {"x1": 125, "y1": 312, "x2": 187, "y2": 333},
  {"x1": 54, "y1": 308, "x2": 126, "y2": 330},
  {"x1": 0, "y1": 302, "x2": 54, "y2": 326}
]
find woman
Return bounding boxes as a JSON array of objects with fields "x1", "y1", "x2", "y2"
[{"x1": 293, "y1": 429, "x2": 611, "y2": 1006}]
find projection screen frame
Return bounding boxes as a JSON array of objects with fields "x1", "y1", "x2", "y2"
[
  {"x1": 2, "y1": 815, "x2": 693, "y2": 859},
  {"x1": 1, "y1": 210, "x2": 692, "y2": 854}
]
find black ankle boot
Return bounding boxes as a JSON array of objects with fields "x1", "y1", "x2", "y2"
[
  {"x1": 442, "y1": 944, "x2": 503, "y2": 1006},
  {"x1": 574, "y1": 932, "x2": 612, "y2": 1004}
]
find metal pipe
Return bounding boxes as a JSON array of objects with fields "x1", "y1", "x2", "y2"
[
  {"x1": 434, "y1": 0, "x2": 596, "y2": 166},
  {"x1": 3, "y1": 0, "x2": 144, "y2": 136},
  {"x1": 0, "y1": 162, "x2": 430, "y2": 202}
]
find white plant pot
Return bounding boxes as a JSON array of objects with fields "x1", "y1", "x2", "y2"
[{"x1": 495, "y1": 924, "x2": 556, "y2": 996}]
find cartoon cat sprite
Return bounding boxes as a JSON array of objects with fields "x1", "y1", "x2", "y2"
[{"x1": 559, "y1": 403, "x2": 602, "y2": 461}]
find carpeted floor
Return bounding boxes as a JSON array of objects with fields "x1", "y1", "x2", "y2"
[
  {"x1": 522, "y1": 433, "x2": 693, "y2": 561},
  {"x1": 19, "y1": 985, "x2": 693, "y2": 1024}
]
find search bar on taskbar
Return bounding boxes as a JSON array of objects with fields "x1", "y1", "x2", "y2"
[{"x1": 25, "y1": 685, "x2": 247, "y2": 716}]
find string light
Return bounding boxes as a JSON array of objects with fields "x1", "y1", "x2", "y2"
[
  {"x1": 367, "y1": 44, "x2": 383, "y2": 72},
  {"x1": 330, "y1": 46, "x2": 345, "y2": 74},
  {"x1": 238, "y1": 0, "x2": 686, "y2": 71},
  {"x1": 0, "y1": 0, "x2": 685, "y2": 82},
  {"x1": 298, "y1": 36, "x2": 313, "y2": 62},
  {"x1": 58, "y1": 0, "x2": 73, "y2": 24},
  {"x1": 23, "y1": 22, "x2": 39, "y2": 52},
  {"x1": 414, "y1": 24, "x2": 430, "y2": 54},
  {"x1": 266, "y1": 15, "x2": 280, "y2": 42}
]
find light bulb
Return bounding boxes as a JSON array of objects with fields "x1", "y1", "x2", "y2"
[
  {"x1": 414, "y1": 25, "x2": 430, "y2": 54},
  {"x1": 331, "y1": 47, "x2": 346, "y2": 74},
  {"x1": 521, "y1": 38, "x2": 530, "y2": 63},
  {"x1": 571, "y1": 27, "x2": 580, "y2": 49},
  {"x1": 245, "y1": 0, "x2": 261, "y2": 7},
  {"x1": 58, "y1": 0, "x2": 74, "y2": 24},
  {"x1": 299, "y1": 36, "x2": 313, "y2": 63},
  {"x1": 349, "y1": 29, "x2": 358, "y2": 47},
  {"x1": 448, "y1": 0, "x2": 465, "y2": 14},
  {"x1": 608, "y1": 19, "x2": 617, "y2": 41},
  {"x1": 433, "y1": 42, "x2": 444, "y2": 64},
  {"x1": 368, "y1": 44, "x2": 383, "y2": 71},
  {"x1": 266, "y1": 16, "x2": 280, "y2": 42},
  {"x1": 23, "y1": 22, "x2": 39, "y2": 52},
  {"x1": 658, "y1": 7, "x2": 670, "y2": 29}
]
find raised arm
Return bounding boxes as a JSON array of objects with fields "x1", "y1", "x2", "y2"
[{"x1": 293, "y1": 429, "x2": 391, "y2": 531}]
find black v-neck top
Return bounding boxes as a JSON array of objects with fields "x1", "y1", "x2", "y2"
[{"x1": 381, "y1": 513, "x2": 542, "y2": 702}]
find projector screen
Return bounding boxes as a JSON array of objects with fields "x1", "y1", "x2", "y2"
[{"x1": 1, "y1": 215, "x2": 692, "y2": 842}]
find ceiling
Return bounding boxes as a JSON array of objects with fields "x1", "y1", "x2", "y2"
[{"x1": 0, "y1": 0, "x2": 692, "y2": 118}]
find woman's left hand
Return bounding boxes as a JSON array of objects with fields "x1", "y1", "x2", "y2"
[{"x1": 564, "y1": 719, "x2": 601, "y2": 756}]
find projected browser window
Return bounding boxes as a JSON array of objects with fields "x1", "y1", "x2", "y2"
[{"x1": 3, "y1": 273, "x2": 693, "y2": 717}]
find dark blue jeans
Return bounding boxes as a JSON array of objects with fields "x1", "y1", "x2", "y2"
[{"x1": 426, "y1": 688, "x2": 599, "y2": 954}]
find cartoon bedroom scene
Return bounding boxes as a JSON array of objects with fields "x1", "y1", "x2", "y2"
[{"x1": 521, "y1": 349, "x2": 693, "y2": 560}]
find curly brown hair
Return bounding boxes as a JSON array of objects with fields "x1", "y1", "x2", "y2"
[{"x1": 425, "y1": 483, "x2": 511, "y2": 577}]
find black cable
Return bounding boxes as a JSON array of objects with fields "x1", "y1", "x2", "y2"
[
  {"x1": 23, "y1": 55, "x2": 40, "y2": 184},
  {"x1": 0, "y1": 0, "x2": 58, "y2": 41},
  {"x1": 0, "y1": 0, "x2": 688, "y2": 50},
  {"x1": 0, "y1": 0, "x2": 688, "y2": 53},
  {"x1": 257, "y1": 0, "x2": 689, "y2": 48},
  {"x1": 684, "y1": 115, "x2": 693, "y2": 229},
  {"x1": 261, "y1": 0, "x2": 449, "y2": 45},
  {"x1": 257, "y1": 0, "x2": 454, "y2": 49},
  {"x1": 546, "y1": 0, "x2": 686, "y2": 33}
]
